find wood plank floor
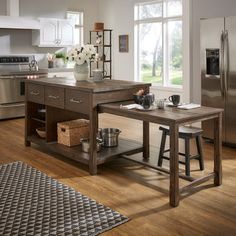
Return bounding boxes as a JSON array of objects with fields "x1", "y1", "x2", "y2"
[{"x1": 0, "y1": 114, "x2": 236, "y2": 236}]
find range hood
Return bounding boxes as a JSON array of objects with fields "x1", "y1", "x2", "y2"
[{"x1": 0, "y1": 0, "x2": 40, "y2": 30}]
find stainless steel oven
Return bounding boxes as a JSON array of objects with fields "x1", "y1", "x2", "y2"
[{"x1": 0, "y1": 55, "x2": 48, "y2": 119}]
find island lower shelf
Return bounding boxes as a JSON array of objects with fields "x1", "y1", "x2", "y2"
[{"x1": 27, "y1": 135, "x2": 143, "y2": 165}]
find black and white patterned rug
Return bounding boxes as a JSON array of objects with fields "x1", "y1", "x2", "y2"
[{"x1": 0, "y1": 162, "x2": 129, "y2": 235}]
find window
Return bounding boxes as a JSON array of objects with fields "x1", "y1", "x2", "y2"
[
  {"x1": 67, "y1": 11, "x2": 84, "y2": 46},
  {"x1": 135, "y1": 0, "x2": 183, "y2": 87}
]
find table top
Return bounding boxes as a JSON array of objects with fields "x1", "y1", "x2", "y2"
[
  {"x1": 25, "y1": 77, "x2": 151, "y2": 93},
  {"x1": 99, "y1": 101, "x2": 223, "y2": 125}
]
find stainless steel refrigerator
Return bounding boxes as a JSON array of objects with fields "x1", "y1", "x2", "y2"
[{"x1": 201, "y1": 16, "x2": 236, "y2": 146}]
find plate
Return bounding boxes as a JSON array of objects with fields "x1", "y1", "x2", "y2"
[
  {"x1": 166, "y1": 103, "x2": 182, "y2": 107},
  {"x1": 135, "y1": 105, "x2": 156, "y2": 111}
]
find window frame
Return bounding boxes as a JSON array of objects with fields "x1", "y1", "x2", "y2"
[
  {"x1": 66, "y1": 10, "x2": 84, "y2": 47},
  {"x1": 134, "y1": 0, "x2": 187, "y2": 89}
]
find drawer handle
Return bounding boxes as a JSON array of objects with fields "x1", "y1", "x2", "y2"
[
  {"x1": 48, "y1": 95, "x2": 59, "y2": 99},
  {"x1": 30, "y1": 91, "x2": 39, "y2": 96},
  {"x1": 70, "y1": 98, "x2": 83, "y2": 104}
]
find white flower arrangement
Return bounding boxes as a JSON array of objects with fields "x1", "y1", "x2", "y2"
[{"x1": 67, "y1": 44, "x2": 99, "y2": 65}]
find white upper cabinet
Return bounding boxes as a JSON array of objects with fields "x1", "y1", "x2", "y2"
[
  {"x1": 40, "y1": 19, "x2": 58, "y2": 46},
  {"x1": 58, "y1": 20, "x2": 75, "y2": 46},
  {"x1": 32, "y1": 18, "x2": 75, "y2": 47}
]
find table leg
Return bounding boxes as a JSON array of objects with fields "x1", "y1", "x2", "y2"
[
  {"x1": 89, "y1": 106, "x2": 98, "y2": 175},
  {"x1": 25, "y1": 101, "x2": 31, "y2": 147},
  {"x1": 169, "y1": 123, "x2": 180, "y2": 207},
  {"x1": 143, "y1": 121, "x2": 150, "y2": 161},
  {"x1": 214, "y1": 113, "x2": 222, "y2": 186}
]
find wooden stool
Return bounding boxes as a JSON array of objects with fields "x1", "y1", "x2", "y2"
[{"x1": 158, "y1": 126, "x2": 204, "y2": 176}]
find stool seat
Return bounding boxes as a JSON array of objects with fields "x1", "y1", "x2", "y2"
[
  {"x1": 159, "y1": 126, "x2": 203, "y2": 138},
  {"x1": 158, "y1": 125, "x2": 204, "y2": 176}
]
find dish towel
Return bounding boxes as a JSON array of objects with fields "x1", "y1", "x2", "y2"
[{"x1": 177, "y1": 103, "x2": 201, "y2": 110}]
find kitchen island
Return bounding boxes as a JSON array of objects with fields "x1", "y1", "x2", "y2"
[
  {"x1": 25, "y1": 77, "x2": 223, "y2": 207},
  {"x1": 24, "y1": 77, "x2": 151, "y2": 175}
]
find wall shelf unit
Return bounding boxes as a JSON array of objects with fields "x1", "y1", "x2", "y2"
[{"x1": 89, "y1": 29, "x2": 112, "y2": 79}]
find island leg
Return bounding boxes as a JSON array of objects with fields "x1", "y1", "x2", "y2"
[
  {"x1": 89, "y1": 106, "x2": 98, "y2": 175},
  {"x1": 25, "y1": 101, "x2": 31, "y2": 147},
  {"x1": 143, "y1": 121, "x2": 150, "y2": 161},
  {"x1": 169, "y1": 123, "x2": 180, "y2": 207},
  {"x1": 214, "y1": 113, "x2": 222, "y2": 186}
]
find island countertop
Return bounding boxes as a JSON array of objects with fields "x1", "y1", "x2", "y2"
[{"x1": 25, "y1": 77, "x2": 151, "y2": 93}]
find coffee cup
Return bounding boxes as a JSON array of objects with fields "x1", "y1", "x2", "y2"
[
  {"x1": 168, "y1": 95, "x2": 180, "y2": 106},
  {"x1": 93, "y1": 69, "x2": 107, "y2": 81},
  {"x1": 142, "y1": 93, "x2": 155, "y2": 109}
]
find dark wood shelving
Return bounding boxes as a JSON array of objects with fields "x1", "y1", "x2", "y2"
[
  {"x1": 31, "y1": 117, "x2": 46, "y2": 124},
  {"x1": 94, "y1": 45, "x2": 111, "y2": 48},
  {"x1": 89, "y1": 29, "x2": 112, "y2": 79},
  {"x1": 27, "y1": 135, "x2": 142, "y2": 166}
]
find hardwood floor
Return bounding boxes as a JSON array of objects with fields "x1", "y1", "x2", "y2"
[{"x1": 0, "y1": 115, "x2": 236, "y2": 236}]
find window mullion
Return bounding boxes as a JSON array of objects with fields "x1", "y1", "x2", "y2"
[{"x1": 164, "y1": 21, "x2": 169, "y2": 87}]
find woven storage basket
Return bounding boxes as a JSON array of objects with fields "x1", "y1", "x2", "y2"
[{"x1": 57, "y1": 119, "x2": 90, "y2": 147}]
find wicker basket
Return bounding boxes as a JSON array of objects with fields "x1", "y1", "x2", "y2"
[{"x1": 57, "y1": 119, "x2": 90, "y2": 147}]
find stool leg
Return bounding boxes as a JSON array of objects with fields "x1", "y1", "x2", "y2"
[
  {"x1": 196, "y1": 135, "x2": 204, "y2": 170},
  {"x1": 158, "y1": 131, "x2": 167, "y2": 167},
  {"x1": 185, "y1": 138, "x2": 191, "y2": 176}
]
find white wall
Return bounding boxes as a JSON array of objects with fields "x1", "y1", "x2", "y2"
[
  {"x1": 0, "y1": 0, "x2": 6, "y2": 15},
  {"x1": 98, "y1": 0, "x2": 138, "y2": 82},
  {"x1": 191, "y1": 0, "x2": 236, "y2": 103}
]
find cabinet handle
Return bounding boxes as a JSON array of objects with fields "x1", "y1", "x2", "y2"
[
  {"x1": 48, "y1": 95, "x2": 59, "y2": 99},
  {"x1": 57, "y1": 39, "x2": 61, "y2": 44},
  {"x1": 54, "y1": 39, "x2": 58, "y2": 44},
  {"x1": 30, "y1": 91, "x2": 39, "y2": 96},
  {"x1": 70, "y1": 98, "x2": 83, "y2": 104}
]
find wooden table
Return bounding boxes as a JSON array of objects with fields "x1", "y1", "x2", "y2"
[{"x1": 99, "y1": 102, "x2": 223, "y2": 207}]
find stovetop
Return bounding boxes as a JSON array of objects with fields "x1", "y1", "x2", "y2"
[
  {"x1": 0, "y1": 55, "x2": 48, "y2": 77},
  {"x1": 0, "y1": 55, "x2": 33, "y2": 64}
]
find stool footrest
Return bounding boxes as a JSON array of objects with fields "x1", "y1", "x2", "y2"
[{"x1": 159, "y1": 156, "x2": 188, "y2": 166}]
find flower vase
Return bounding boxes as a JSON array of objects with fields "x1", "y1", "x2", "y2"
[{"x1": 74, "y1": 63, "x2": 89, "y2": 81}]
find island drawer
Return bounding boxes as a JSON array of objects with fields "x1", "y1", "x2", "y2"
[
  {"x1": 27, "y1": 84, "x2": 45, "y2": 104},
  {"x1": 65, "y1": 89, "x2": 90, "y2": 115},
  {"x1": 45, "y1": 86, "x2": 65, "y2": 109}
]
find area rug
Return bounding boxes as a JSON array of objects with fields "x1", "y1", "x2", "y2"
[{"x1": 0, "y1": 162, "x2": 129, "y2": 235}]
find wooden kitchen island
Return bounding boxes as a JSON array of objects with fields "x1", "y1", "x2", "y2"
[
  {"x1": 25, "y1": 77, "x2": 223, "y2": 207},
  {"x1": 25, "y1": 77, "x2": 151, "y2": 175}
]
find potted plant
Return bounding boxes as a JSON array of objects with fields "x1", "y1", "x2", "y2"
[{"x1": 54, "y1": 52, "x2": 66, "y2": 68}]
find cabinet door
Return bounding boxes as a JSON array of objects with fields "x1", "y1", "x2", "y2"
[
  {"x1": 58, "y1": 20, "x2": 75, "y2": 46},
  {"x1": 40, "y1": 19, "x2": 58, "y2": 46}
]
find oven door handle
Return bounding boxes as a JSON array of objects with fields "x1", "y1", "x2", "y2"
[
  {"x1": 0, "y1": 76, "x2": 15, "y2": 79},
  {"x1": 0, "y1": 103, "x2": 25, "y2": 108}
]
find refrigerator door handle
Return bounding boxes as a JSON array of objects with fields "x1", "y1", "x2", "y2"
[
  {"x1": 220, "y1": 30, "x2": 225, "y2": 97},
  {"x1": 224, "y1": 30, "x2": 229, "y2": 92}
]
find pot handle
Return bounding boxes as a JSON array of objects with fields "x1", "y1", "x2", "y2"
[{"x1": 97, "y1": 128, "x2": 103, "y2": 139}]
